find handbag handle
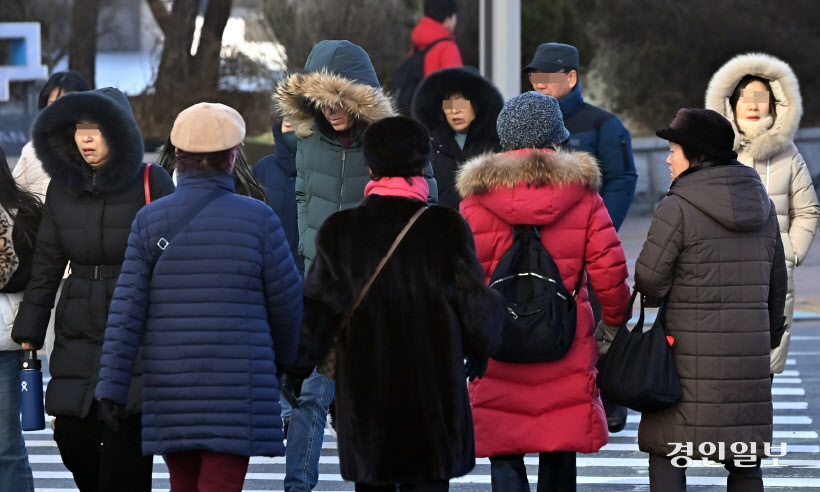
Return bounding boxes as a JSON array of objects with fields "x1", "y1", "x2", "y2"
[
  {"x1": 339, "y1": 206, "x2": 426, "y2": 327},
  {"x1": 627, "y1": 288, "x2": 645, "y2": 333}
]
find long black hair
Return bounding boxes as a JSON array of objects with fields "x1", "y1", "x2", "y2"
[
  {"x1": 37, "y1": 71, "x2": 90, "y2": 110},
  {"x1": 0, "y1": 146, "x2": 43, "y2": 248},
  {"x1": 155, "y1": 138, "x2": 268, "y2": 204}
]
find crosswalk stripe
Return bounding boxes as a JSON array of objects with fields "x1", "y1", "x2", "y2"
[{"x1": 625, "y1": 415, "x2": 812, "y2": 425}]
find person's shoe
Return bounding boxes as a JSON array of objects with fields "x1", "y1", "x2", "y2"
[
  {"x1": 328, "y1": 400, "x2": 337, "y2": 438},
  {"x1": 604, "y1": 398, "x2": 628, "y2": 433}
]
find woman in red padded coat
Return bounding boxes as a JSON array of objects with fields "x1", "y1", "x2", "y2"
[{"x1": 456, "y1": 91, "x2": 632, "y2": 492}]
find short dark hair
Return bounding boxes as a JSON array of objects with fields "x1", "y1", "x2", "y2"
[
  {"x1": 424, "y1": 0, "x2": 458, "y2": 23},
  {"x1": 37, "y1": 71, "x2": 90, "y2": 110},
  {"x1": 729, "y1": 75, "x2": 777, "y2": 121},
  {"x1": 680, "y1": 144, "x2": 706, "y2": 166}
]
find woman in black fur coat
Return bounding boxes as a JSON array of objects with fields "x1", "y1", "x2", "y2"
[
  {"x1": 12, "y1": 87, "x2": 174, "y2": 492},
  {"x1": 411, "y1": 67, "x2": 503, "y2": 209},
  {"x1": 285, "y1": 117, "x2": 503, "y2": 491}
]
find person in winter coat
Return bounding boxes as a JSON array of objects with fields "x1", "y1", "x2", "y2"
[
  {"x1": 705, "y1": 53, "x2": 819, "y2": 377},
  {"x1": 635, "y1": 108, "x2": 787, "y2": 492},
  {"x1": 411, "y1": 0, "x2": 463, "y2": 77},
  {"x1": 411, "y1": 67, "x2": 503, "y2": 209},
  {"x1": 0, "y1": 144, "x2": 39, "y2": 492},
  {"x1": 457, "y1": 91, "x2": 631, "y2": 491},
  {"x1": 94, "y1": 102, "x2": 302, "y2": 492},
  {"x1": 253, "y1": 115, "x2": 303, "y2": 276},
  {"x1": 14, "y1": 70, "x2": 90, "y2": 201},
  {"x1": 286, "y1": 116, "x2": 503, "y2": 492},
  {"x1": 11, "y1": 87, "x2": 175, "y2": 492},
  {"x1": 273, "y1": 39, "x2": 438, "y2": 492}
]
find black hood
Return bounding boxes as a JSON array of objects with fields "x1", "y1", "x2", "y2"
[
  {"x1": 271, "y1": 118, "x2": 296, "y2": 178},
  {"x1": 31, "y1": 87, "x2": 144, "y2": 194},
  {"x1": 669, "y1": 162, "x2": 771, "y2": 232},
  {"x1": 411, "y1": 67, "x2": 503, "y2": 148}
]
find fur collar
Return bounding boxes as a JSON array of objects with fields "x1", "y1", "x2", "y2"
[
  {"x1": 273, "y1": 69, "x2": 395, "y2": 138},
  {"x1": 456, "y1": 148, "x2": 601, "y2": 198},
  {"x1": 705, "y1": 52, "x2": 802, "y2": 161},
  {"x1": 31, "y1": 89, "x2": 144, "y2": 194}
]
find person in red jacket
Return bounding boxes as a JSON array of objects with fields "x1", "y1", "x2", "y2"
[
  {"x1": 456, "y1": 91, "x2": 632, "y2": 491},
  {"x1": 411, "y1": 0, "x2": 463, "y2": 76}
]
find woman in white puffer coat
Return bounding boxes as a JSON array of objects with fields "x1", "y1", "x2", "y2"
[{"x1": 706, "y1": 52, "x2": 820, "y2": 375}]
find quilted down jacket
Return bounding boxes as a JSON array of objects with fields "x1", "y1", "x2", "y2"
[
  {"x1": 457, "y1": 148, "x2": 631, "y2": 457},
  {"x1": 95, "y1": 173, "x2": 302, "y2": 457},
  {"x1": 634, "y1": 161, "x2": 787, "y2": 459}
]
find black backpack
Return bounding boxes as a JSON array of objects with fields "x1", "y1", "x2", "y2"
[
  {"x1": 393, "y1": 38, "x2": 450, "y2": 115},
  {"x1": 489, "y1": 226, "x2": 584, "y2": 363}
]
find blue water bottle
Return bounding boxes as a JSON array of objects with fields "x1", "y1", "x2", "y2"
[{"x1": 19, "y1": 350, "x2": 45, "y2": 431}]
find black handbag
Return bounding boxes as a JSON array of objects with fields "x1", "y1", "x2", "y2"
[{"x1": 597, "y1": 289, "x2": 682, "y2": 413}]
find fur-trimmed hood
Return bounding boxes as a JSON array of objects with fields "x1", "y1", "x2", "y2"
[
  {"x1": 456, "y1": 148, "x2": 602, "y2": 226},
  {"x1": 457, "y1": 148, "x2": 601, "y2": 197},
  {"x1": 272, "y1": 40, "x2": 395, "y2": 138},
  {"x1": 411, "y1": 66, "x2": 503, "y2": 149},
  {"x1": 31, "y1": 87, "x2": 144, "y2": 194},
  {"x1": 705, "y1": 53, "x2": 802, "y2": 161}
]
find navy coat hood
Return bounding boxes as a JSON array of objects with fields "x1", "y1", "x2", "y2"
[{"x1": 304, "y1": 40, "x2": 380, "y2": 88}]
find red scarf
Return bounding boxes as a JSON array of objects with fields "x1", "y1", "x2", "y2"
[{"x1": 364, "y1": 176, "x2": 429, "y2": 202}]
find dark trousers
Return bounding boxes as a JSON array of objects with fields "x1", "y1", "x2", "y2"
[
  {"x1": 166, "y1": 450, "x2": 250, "y2": 492},
  {"x1": 52, "y1": 404, "x2": 152, "y2": 492},
  {"x1": 490, "y1": 452, "x2": 576, "y2": 492},
  {"x1": 354, "y1": 481, "x2": 449, "y2": 492},
  {"x1": 648, "y1": 454, "x2": 763, "y2": 492}
]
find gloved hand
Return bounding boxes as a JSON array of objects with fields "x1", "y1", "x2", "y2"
[
  {"x1": 594, "y1": 320, "x2": 621, "y2": 355},
  {"x1": 280, "y1": 373, "x2": 305, "y2": 409},
  {"x1": 96, "y1": 398, "x2": 125, "y2": 433},
  {"x1": 464, "y1": 357, "x2": 488, "y2": 382}
]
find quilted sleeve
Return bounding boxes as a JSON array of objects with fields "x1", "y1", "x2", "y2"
[
  {"x1": 787, "y1": 152, "x2": 820, "y2": 266},
  {"x1": 635, "y1": 196, "x2": 685, "y2": 307}
]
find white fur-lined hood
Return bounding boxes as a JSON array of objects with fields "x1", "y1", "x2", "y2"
[{"x1": 705, "y1": 52, "x2": 802, "y2": 161}]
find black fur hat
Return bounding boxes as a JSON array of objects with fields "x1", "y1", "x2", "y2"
[
  {"x1": 362, "y1": 116, "x2": 431, "y2": 177},
  {"x1": 411, "y1": 66, "x2": 503, "y2": 146}
]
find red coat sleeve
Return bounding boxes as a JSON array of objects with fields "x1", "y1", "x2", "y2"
[{"x1": 584, "y1": 191, "x2": 631, "y2": 326}]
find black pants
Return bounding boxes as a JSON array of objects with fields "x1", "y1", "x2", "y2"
[
  {"x1": 355, "y1": 480, "x2": 449, "y2": 491},
  {"x1": 490, "y1": 452, "x2": 576, "y2": 492},
  {"x1": 53, "y1": 403, "x2": 153, "y2": 492},
  {"x1": 648, "y1": 454, "x2": 762, "y2": 492}
]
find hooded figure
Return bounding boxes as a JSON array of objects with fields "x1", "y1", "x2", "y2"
[
  {"x1": 253, "y1": 117, "x2": 303, "y2": 275},
  {"x1": 411, "y1": 67, "x2": 503, "y2": 209},
  {"x1": 636, "y1": 108, "x2": 787, "y2": 491},
  {"x1": 705, "y1": 52, "x2": 819, "y2": 375},
  {"x1": 11, "y1": 87, "x2": 175, "y2": 492},
  {"x1": 457, "y1": 92, "x2": 631, "y2": 491}
]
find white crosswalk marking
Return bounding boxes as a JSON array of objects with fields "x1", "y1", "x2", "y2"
[{"x1": 23, "y1": 346, "x2": 820, "y2": 491}]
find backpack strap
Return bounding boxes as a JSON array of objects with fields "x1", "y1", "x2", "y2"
[
  {"x1": 144, "y1": 164, "x2": 152, "y2": 204},
  {"x1": 417, "y1": 37, "x2": 451, "y2": 55}
]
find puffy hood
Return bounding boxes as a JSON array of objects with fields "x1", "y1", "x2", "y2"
[
  {"x1": 411, "y1": 16, "x2": 455, "y2": 50},
  {"x1": 705, "y1": 53, "x2": 802, "y2": 161},
  {"x1": 273, "y1": 40, "x2": 394, "y2": 138},
  {"x1": 31, "y1": 87, "x2": 144, "y2": 194},
  {"x1": 456, "y1": 148, "x2": 601, "y2": 225},
  {"x1": 411, "y1": 67, "x2": 503, "y2": 149},
  {"x1": 669, "y1": 162, "x2": 771, "y2": 232}
]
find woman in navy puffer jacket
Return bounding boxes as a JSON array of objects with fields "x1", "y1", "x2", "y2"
[{"x1": 95, "y1": 103, "x2": 302, "y2": 490}]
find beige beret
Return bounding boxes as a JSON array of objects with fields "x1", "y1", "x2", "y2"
[{"x1": 170, "y1": 102, "x2": 246, "y2": 153}]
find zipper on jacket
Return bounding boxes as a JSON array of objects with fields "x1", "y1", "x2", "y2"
[{"x1": 338, "y1": 148, "x2": 347, "y2": 210}]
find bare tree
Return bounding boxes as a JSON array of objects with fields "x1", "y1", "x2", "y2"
[{"x1": 69, "y1": 0, "x2": 102, "y2": 88}]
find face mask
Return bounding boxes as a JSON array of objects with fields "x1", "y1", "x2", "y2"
[
  {"x1": 282, "y1": 131, "x2": 297, "y2": 153},
  {"x1": 736, "y1": 115, "x2": 774, "y2": 141}
]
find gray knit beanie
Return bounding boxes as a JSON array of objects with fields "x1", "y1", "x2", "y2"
[{"x1": 496, "y1": 91, "x2": 570, "y2": 150}]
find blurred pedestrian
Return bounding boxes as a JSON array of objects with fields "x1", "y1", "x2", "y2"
[
  {"x1": 11, "y1": 87, "x2": 175, "y2": 492},
  {"x1": 285, "y1": 116, "x2": 502, "y2": 492},
  {"x1": 95, "y1": 102, "x2": 302, "y2": 492},
  {"x1": 706, "y1": 53, "x2": 819, "y2": 377},
  {"x1": 253, "y1": 115, "x2": 303, "y2": 276},
  {"x1": 636, "y1": 108, "x2": 787, "y2": 492},
  {"x1": 273, "y1": 39, "x2": 437, "y2": 492},
  {"x1": 412, "y1": 67, "x2": 503, "y2": 209},
  {"x1": 411, "y1": 0, "x2": 463, "y2": 76},
  {"x1": 0, "y1": 144, "x2": 37, "y2": 492},
  {"x1": 457, "y1": 91, "x2": 631, "y2": 491}
]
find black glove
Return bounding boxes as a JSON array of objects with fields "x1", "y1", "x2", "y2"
[
  {"x1": 96, "y1": 398, "x2": 125, "y2": 433},
  {"x1": 464, "y1": 357, "x2": 488, "y2": 382},
  {"x1": 280, "y1": 373, "x2": 304, "y2": 409}
]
